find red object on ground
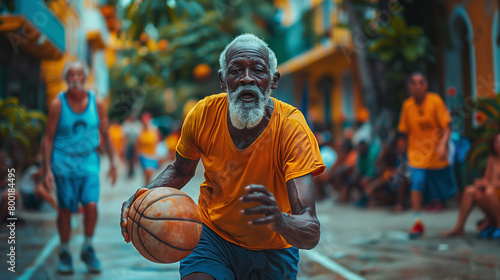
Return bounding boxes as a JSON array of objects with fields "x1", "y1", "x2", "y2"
[{"x1": 409, "y1": 219, "x2": 425, "y2": 239}]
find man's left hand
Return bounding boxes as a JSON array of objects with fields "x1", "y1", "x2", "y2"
[
  {"x1": 108, "y1": 166, "x2": 117, "y2": 186},
  {"x1": 436, "y1": 144, "x2": 447, "y2": 161},
  {"x1": 240, "y1": 185, "x2": 284, "y2": 231}
]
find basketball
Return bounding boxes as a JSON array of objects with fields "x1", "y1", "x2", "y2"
[{"x1": 126, "y1": 187, "x2": 202, "y2": 263}]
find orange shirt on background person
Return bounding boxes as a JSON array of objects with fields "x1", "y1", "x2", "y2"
[
  {"x1": 137, "y1": 128, "x2": 159, "y2": 157},
  {"x1": 176, "y1": 93, "x2": 325, "y2": 250},
  {"x1": 398, "y1": 92, "x2": 451, "y2": 169},
  {"x1": 109, "y1": 123, "x2": 125, "y2": 156},
  {"x1": 344, "y1": 150, "x2": 358, "y2": 167}
]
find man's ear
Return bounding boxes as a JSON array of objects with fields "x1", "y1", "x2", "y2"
[
  {"x1": 270, "y1": 71, "x2": 280, "y2": 90},
  {"x1": 218, "y1": 70, "x2": 227, "y2": 92}
]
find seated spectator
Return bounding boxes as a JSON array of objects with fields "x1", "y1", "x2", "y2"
[
  {"x1": 442, "y1": 133, "x2": 500, "y2": 238},
  {"x1": 313, "y1": 128, "x2": 337, "y2": 200},
  {"x1": 20, "y1": 163, "x2": 58, "y2": 210},
  {"x1": 361, "y1": 133, "x2": 410, "y2": 210},
  {"x1": 351, "y1": 136, "x2": 381, "y2": 207},
  {"x1": 315, "y1": 138, "x2": 357, "y2": 202}
]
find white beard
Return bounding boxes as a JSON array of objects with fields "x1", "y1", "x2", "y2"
[{"x1": 227, "y1": 84, "x2": 271, "y2": 130}]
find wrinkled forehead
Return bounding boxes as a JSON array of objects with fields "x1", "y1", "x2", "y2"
[{"x1": 225, "y1": 43, "x2": 269, "y2": 66}]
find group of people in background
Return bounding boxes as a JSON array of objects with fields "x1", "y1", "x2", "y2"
[
  {"x1": 314, "y1": 72, "x2": 500, "y2": 240},
  {"x1": 1, "y1": 61, "x2": 500, "y2": 277}
]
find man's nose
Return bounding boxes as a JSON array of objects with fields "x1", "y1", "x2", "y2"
[{"x1": 240, "y1": 69, "x2": 255, "y2": 85}]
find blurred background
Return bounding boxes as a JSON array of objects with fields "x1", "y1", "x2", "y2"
[
  {"x1": 1, "y1": 0, "x2": 499, "y2": 179},
  {"x1": 1, "y1": 0, "x2": 500, "y2": 279}
]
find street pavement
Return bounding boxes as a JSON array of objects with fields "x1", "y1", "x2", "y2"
[{"x1": 1, "y1": 156, "x2": 499, "y2": 280}]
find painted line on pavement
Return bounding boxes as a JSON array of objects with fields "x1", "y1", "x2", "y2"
[
  {"x1": 19, "y1": 217, "x2": 78, "y2": 280},
  {"x1": 302, "y1": 249, "x2": 366, "y2": 280}
]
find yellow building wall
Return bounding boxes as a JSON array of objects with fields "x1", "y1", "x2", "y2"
[
  {"x1": 295, "y1": 51, "x2": 361, "y2": 130},
  {"x1": 40, "y1": 0, "x2": 80, "y2": 105},
  {"x1": 445, "y1": 0, "x2": 498, "y2": 98}
]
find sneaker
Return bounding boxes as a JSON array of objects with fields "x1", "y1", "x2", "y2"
[
  {"x1": 490, "y1": 228, "x2": 500, "y2": 239},
  {"x1": 478, "y1": 226, "x2": 495, "y2": 238},
  {"x1": 81, "y1": 246, "x2": 102, "y2": 273},
  {"x1": 409, "y1": 219, "x2": 425, "y2": 239},
  {"x1": 58, "y1": 251, "x2": 73, "y2": 274}
]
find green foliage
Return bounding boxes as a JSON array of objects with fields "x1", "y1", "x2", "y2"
[
  {"x1": 110, "y1": 0, "x2": 277, "y2": 119},
  {"x1": 466, "y1": 94, "x2": 500, "y2": 173},
  {"x1": 369, "y1": 15, "x2": 434, "y2": 77},
  {"x1": 0, "y1": 97, "x2": 47, "y2": 168}
]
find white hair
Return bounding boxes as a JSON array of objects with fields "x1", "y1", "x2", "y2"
[
  {"x1": 62, "y1": 61, "x2": 89, "y2": 82},
  {"x1": 219, "y1": 33, "x2": 277, "y2": 79}
]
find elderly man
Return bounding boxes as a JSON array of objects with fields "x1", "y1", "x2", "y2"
[
  {"x1": 44, "y1": 61, "x2": 117, "y2": 274},
  {"x1": 120, "y1": 34, "x2": 325, "y2": 279}
]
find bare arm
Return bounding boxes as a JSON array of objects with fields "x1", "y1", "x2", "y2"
[
  {"x1": 478, "y1": 156, "x2": 493, "y2": 184},
  {"x1": 96, "y1": 100, "x2": 116, "y2": 176},
  {"x1": 436, "y1": 125, "x2": 451, "y2": 161},
  {"x1": 120, "y1": 152, "x2": 199, "y2": 242},
  {"x1": 241, "y1": 173, "x2": 320, "y2": 249},
  {"x1": 146, "y1": 152, "x2": 199, "y2": 190},
  {"x1": 96, "y1": 100, "x2": 119, "y2": 185},
  {"x1": 42, "y1": 98, "x2": 61, "y2": 188},
  {"x1": 438, "y1": 125, "x2": 451, "y2": 148},
  {"x1": 280, "y1": 174, "x2": 320, "y2": 249}
]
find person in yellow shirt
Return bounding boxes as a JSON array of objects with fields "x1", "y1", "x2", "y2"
[
  {"x1": 120, "y1": 34, "x2": 325, "y2": 279},
  {"x1": 136, "y1": 112, "x2": 161, "y2": 185},
  {"x1": 398, "y1": 72, "x2": 457, "y2": 238},
  {"x1": 109, "y1": 119, "x2": 126, "y2": 163}
]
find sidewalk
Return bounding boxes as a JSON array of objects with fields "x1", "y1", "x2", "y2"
[{"x1": 1, "y1": 156, "x2": 499, "y2": 279}]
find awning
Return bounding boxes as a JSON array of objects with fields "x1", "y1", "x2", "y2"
[{"x1": 0, "y1": 15, "x2": 63, "y2": 60}]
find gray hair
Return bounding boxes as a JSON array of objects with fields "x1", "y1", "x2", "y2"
[
  {"x1": 219, "y1": 33, "x2": 277, "y2": 79},
  {"x1": 62, "y1": 61, "x2": 89, "y2": 82}
]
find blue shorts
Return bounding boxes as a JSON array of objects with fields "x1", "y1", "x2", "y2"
[
  {"x1": 180, "y1": 224, "x2": 299, "y2": 280},
  {"x1": 139, "y1": 155, "x2": 158, "y2": 170},
  {"x1": 410, "y1": 167, "x2": 457, "y2": 203},
  {"x1": 55, "y1": 174, "x2": 100, "y2": 212}
]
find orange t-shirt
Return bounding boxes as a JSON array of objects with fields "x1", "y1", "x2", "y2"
[
  {"x1": 176, "y1": 93, "x2": 325, "y2": 250},
  {"x1": 398, "y1": 92, "x2": 451, "y2": 169},
  {"x1": 109, "y1": 124, "x2": 124, "y2": 153},
  {"x1": 137, "y1": 128, "x2": 158, "y2": 156}
]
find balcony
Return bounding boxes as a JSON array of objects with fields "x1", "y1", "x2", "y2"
[
  {"x1": 270, "y1": 0, "x2": 351, "y2": 74},
  {"x1": 0, "y1": 0, "x2": 65, "y2": 59}
]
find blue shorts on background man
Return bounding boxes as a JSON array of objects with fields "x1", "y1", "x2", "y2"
[
  {"x1": 180, "y1": 224, "x2": 299, "y2": 280},
  {"x1": 139, "y1": 155, "x2": 159, "y2": 170},
  {"x1": 55, "y1": 174, "x2": 100, "y2": 213},
  {"x1": 409, "y1": 166, "x2": 457, "y2": 203}
]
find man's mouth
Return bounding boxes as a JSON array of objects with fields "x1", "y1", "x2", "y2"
[{"x1": 238, "y1": 90, "x2": 257, "y2": 102}]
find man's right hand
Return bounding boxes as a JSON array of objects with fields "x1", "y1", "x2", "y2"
[
  {"x1": 44, "y1": 170, "x2": 55, "y2": 192},
  {"x1": 120, "y1": 188, "x2": 149, "y2": 243}
]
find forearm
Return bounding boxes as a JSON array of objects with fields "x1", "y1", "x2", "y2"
[
  {"x1": 42, "y1": 136, "x2": 53, "y2": 173},
  {"x1": 147, "y1": 160, "x2": 195, "y2": 190},
  {"x1": 274, "y1": 211, "x2": 320, "y2": 249},
  {"x1": 102, "y1": 133, "x2": 116, "y2": 167},
  {"x1": 438, "y1": 127, "x2": 450, "y2": 147}
]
